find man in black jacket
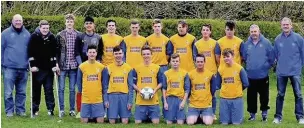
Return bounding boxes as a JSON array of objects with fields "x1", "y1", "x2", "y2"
[{"x1": 28, "y1": 20, "x2": 59, "y2": 116}]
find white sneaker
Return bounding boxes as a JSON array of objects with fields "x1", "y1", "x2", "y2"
[
  {"x1": 76, "y1": 112, "x2": 81, "y2": 118},
  {"x1": 273, "y1": 118, "x2": 281, "y2": 124},
  {"x1": 60, "y1": 111, "x2": 65, "y2": 117},
  {"x1": 34, "y1": 112, "x2": 39, "y2": 116},
  {"x1": 299, "y1": 118, "x2": 304, "y2": 124}
]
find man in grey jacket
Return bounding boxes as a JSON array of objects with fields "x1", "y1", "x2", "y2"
[{"x1": 1, "y1": 14, "x2": 31, "y2": 117}]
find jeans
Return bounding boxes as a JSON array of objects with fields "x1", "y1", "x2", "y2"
[
  {"x1": 274, "y1": 75, "x2": 304, "y2": 120},
  {"x1": 32, "y1": 69, "x2": 55, "y2": 113},
  {"x1": 58, "y1": 69, "x2": 77, "y2": 111},
  {"x1": 3, "y1": 67, "x2": 28, "y2": 115}
]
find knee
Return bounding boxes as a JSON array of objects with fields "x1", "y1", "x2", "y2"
[
  {"x1": 109, "y1": 119, "x2": 116, "y2": 124},
  {"x1": 122, "y1": 120, "x2": 128, "y2": 124},
  {"x1": 187, "y1": 119, "x2": 195, "y2": 125},
  {"x1": 152, "y1": 119, "x2": 160, "y2": 124},
  {"x1": 135, "y1": 120, "x2": 142, "y2": 124},
  {"x1": 204, "y1": 120, "x2": 213, "y2": 125}
]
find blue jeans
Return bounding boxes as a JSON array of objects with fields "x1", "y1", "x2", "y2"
[
  {"x1": 58, "y1": 69, "x2": 77, "y2": 111},
  {"x1": 274, "y1": 75, "x2": 304, "y2": 120},
  {"x1": 3, "y1": 67, "x2": 28, "y2": 115}
]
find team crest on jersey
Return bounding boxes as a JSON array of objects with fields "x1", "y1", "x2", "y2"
[
  {"x1": 186, "y1": 41, "x2": 189, "y2": 45},
  {"x1": 91, "y1": 38, "x2": 98, "y2": 45},
  {"x1": 150, "y1": 70, "x2": 155, "y2": 75},
  {"x1": 116, "y1": 40, "x2": 120, "y2": 45},
  {"x1": 259, "y1": 44, "x2": 263, "y2": 47},
  {"x1": 292, "y1": 43, "x2": 296, "y2": 47},
  {"x1": 233, "y1": 71, "x2": 238, "y2": 76}
]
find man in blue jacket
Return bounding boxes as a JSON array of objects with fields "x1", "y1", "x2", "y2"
[
  {"x1": 272, "y1": 17, "x2": 304, "y2": 124},
  {"x1": 243, "y1": 24, "x2": 275, "y2": 122},
  {"x1": 1, "y1": 14, "x2": 31, "y2": 117}
]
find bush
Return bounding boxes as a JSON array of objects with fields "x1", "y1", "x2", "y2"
[{"x1": 2, "y1": 15, "x2": 303, "y2": 42}]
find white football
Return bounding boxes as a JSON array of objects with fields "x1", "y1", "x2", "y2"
[{"x1": 140, "y1": 87, "x2": 154, "y2": 100}]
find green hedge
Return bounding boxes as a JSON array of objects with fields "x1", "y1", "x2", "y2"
[{"x1": 2, "y1": 15, "x2": 303, "y2": 42}]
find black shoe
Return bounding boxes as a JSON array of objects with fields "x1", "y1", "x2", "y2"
[
  {"x1": 47, "y1": 110, "x2": 54, "y2": 116},
  {"x1": 262, "y1": 117, "x2": 268, "y2": 122},
  {"x1": 248, "y1": 116, "x2": 256, "y2": 121}
]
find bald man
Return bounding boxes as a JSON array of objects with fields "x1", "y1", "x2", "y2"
[
  {"x1": 242, "y1": 24, "x2": 275, "y2": 122},
  {"x1": 1, "y1": 14, "x2": 31, "y2": 117}
]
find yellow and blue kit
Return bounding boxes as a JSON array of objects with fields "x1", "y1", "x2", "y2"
[
  {"x1": 215, "y1": 36, "x2": 244, "y2": 65},
  {"x1": 121, "y1": 35, "x2": 147, "y2": 68},
  {"x1": 169, "y1": 33, "x2": 196, "y2": 72},
  {"x1": 193, "y1": 38, "x2": 219, "y2": 74},
  {"x1": 146, "y1": 33, "x2": 173, "y2": 66},
  {"x1": 101, "y1": 34, "x2": 124, "y2": 66},
  {"x1": 76, "y1": 61, "x2": 107, "y2": 104},
  {"x1": 217, "y1": 62, "x2": 249, "y2": 124},
  {"x1": 162, "y1": 68, "x2": 190, "y2": 121},
  {"x1": 103, "y1": 62, "x2": 134, "y2": 119}
]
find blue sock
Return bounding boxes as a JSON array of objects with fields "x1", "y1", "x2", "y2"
[
  {"x1": 262, "y1": 111, "x2": 268, "y2": 118},
  {"x1": 250, "y1": 113, "x2": 256, "y2": 118}
]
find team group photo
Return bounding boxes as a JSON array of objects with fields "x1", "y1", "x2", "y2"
[{"x1": 1, "y1": 1, "x2": 304, "y2": 128}]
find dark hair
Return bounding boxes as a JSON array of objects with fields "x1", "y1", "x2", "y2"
[
  {"x1": 113, "y1": 45, "x2": 122, "y2": 53},
  {"x1": 222, "y1": 48, "x2": 234, "y2": 57},
  {"x1": 195, "y1": 54, "x2": 206, "y2": 62},
  {"x1": 84, "y1": 16, "x2": 94, "y2": 23},
  {"x1": 178, "y1": 20, "x2": 188, "y2": 28},
  {"x1": 87, "y1": 44, "x2": 97, "y2": 52},
  {"x1": 130, "y1": 19, "x2": 140, "y2": 25},
  {"x1": 170, "y1": 53, "x2": 180, "y2": 60},
  {"x1": 202, "y1": 24, "x2": 212, "y2": 31},
  {"x1": 225, "y1": 20, "x2": 236, "y2": 30},
  {"x1": 141, "y1": 45, "x2": 152, "y2": 54},
  {"x1": 106, "y1": 19, "x2": 116, "y2": 27}
]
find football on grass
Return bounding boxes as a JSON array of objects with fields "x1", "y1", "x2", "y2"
[{"x1": 140, "y1": 87, "x2": 154, "y2": 100}]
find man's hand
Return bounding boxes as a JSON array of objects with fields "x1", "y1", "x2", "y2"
[
  {"x1": 164, "y1": 102, "x2": 169, "y2": 110},
  {"x1": 127, "y1": 103, "x2": 132, "y2": 110},
  {"x1": 104, "y1": 101, "x2": 109, "y2": 108},
  {"x1": 179, "y1": 100, "x2": 185, "y2": 110},
  {"x1": 30, "y1": 67, "x2": 39, "y2": 72}
]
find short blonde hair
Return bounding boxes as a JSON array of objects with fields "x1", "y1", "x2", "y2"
[{"x1": 65, "y1": 14, "x2": 75, "y2": 21}]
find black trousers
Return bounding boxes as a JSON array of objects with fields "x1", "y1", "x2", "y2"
[
  {"x1": 247, "y1": 76, "x2": 270, "y2": 113},
  {"x1": 32, "y1": 69, "x2": 55, "y2": 113}
]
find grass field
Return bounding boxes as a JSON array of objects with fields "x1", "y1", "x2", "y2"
[{"x1": 1, "y1": 71, "x2": 304, "y2": 128}]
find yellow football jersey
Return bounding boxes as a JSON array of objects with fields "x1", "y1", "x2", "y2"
[
  {"x1": 194, "y1": 38, "x2": 218, "y2": 74},
  {"x1": 79, "y1": 61, "x2": 105, "y2": 104},
  {"x1": 217, "y1": 36, "x2": 243, "y2": 65},
  {"x1": 170, "y1": 33, "x2": 196, "y2": 72},
  {"x1": 107, "y1": 63, "x2": 132, "y2": 93},
  {"x1": 134, "y1": 63, "x2": 160, "y2": 105},
  {"x1": 188, "y1": 69, "x2": 214, "y2": 108},
  {"x1": 218, "y1": 62, "x2": 243, "y2": 99},
  {"x1": 101, "y1": 34, "x2": 123, "y2": 66},
  {"x1": 164, "y1": 69, "x2": 188, "y2": 99},
  {"x1": 124, "y1": 35, "x2": 146, "y2": 68},
  {"x1": 146, "y1": 33, "x2": 170, "y2": 65}
]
